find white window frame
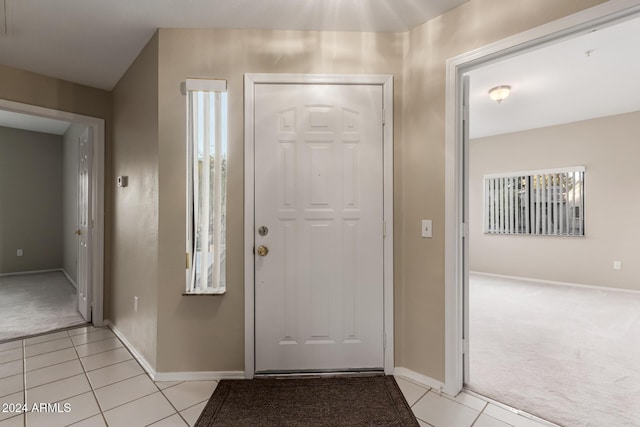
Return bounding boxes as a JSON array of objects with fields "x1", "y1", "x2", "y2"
[
  {"x1": 483, "y1": 166, "x2": 585, "y2": 236},
  {"x1": 185, "y1": 78, "x2": 228, "y2": 295}
]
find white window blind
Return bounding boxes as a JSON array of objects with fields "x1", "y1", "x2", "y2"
[
  {"x1": 484, "y1": 166, "x2": 584, "y2": 236},
  {"x1": 186, "y1": 79, "x2": 228, "y2": 294}
]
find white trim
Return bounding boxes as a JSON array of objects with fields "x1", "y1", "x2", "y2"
[
  {"x1": 444, "y1": 0, "x2": 640, "y2": 397},
  {"x1": 185, "y1": 78, "x2": 227, "y2": 92},
  {"x1": 107, "y1": 320, "x2": 244, "y2": 382},
  {"x1": 483, "y1": 166, "x2": 585, "y2": 179},
  {"x1": 244, "y1": 73, "x2": 394, "y2": 378},
  {"x1": 463, "y1": 389, "x2": 561, "y2": 427},
  {"x1": 61, "y1": 269, "x2": 77, "y2": 289},
  {"x1": 471, "y1": 271, "x2": 640, "y2": 295},
  {"x1": 394, "y1": 367, "x2": 445, "y2": 392},
  {"x1": 0, "y1": 268, "x2": 62, "y2": 277},
  {"x1": 0, "y1": 98, "x2": 105, "y2": 327},
  {"x1": 106, "y1": 320, "x2": 157, "y2": 379},
  {"x1": 154, "y1": 371, "x2": 245, "y2": 382}
]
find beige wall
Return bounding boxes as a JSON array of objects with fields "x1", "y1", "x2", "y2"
[
  {"x1": 0, "y1": 126, "x2": 62, "y2": 273},
  {"x1": 111, "y1": 32, "x2": 160, "y2": 367},
  {"x1": 106, "y1": 0, "x2": 610, "y2": 378},
  {"x1": 470, "y1": 111, "x2": 640, "y2": 291},
  {"x1": 155, "y1": 28, "x2": 405, "y2": 372},
  {"x1": 62, "y1": 123, "x2": 86, "y2": 284},
  {"x1": 399, "y1": 0, "x2": 606, "y2": 381},
  {"x1": 0, "y1": 64, "x2": 112, "y2": 314}
]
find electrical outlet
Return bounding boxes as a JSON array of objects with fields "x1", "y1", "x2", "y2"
[
  {"x1": 16, "y1": 249, "x2": 23, "y2": 257},
  {"x1": 421, "y1": 220, "x2": 433, "y2": 238},
  {"x1": 134, "y1": 296, "x2": 139, "y2": 312},
  {"x1": 613, "y1": 261, "x2": 622, "y2": 270}
]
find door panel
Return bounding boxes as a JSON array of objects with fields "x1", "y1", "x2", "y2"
[
  {"x1": 254, "y1": 84, "x2": 384, "y2": 372},
  {"x1": 77, "y1": 127, "x2": 92, "y2": 322}
]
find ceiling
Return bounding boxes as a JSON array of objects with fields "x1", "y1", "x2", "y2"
[
  {"x1": 0, "y1": 110, "x2": 70, "y2": 135},
  {"x1": 0, "y1": 0, "x2": 467, "y2": 90},
  {"x1": 468, "y1": 14, "x2": 640, "y2": 138},
  {"x1": 1, "y1": 1, "x2": 638, "y2": 138}
]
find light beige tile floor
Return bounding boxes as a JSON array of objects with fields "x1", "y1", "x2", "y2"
[
  {"x1": 0, "y1": 327, "x2": 216, "y2": 427},
  {"x1": 0, "y1": 326, "x2": 556, "y2": 427},
  {"x1": 395, "y1": 376, "x2": 558, "y2": 427}
]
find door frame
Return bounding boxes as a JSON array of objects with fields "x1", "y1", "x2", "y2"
[
  {"x1": 0, "y1": 98, "x2": 106, "y2": 326},
  {"x1": 244, "y1": 73, "x2": 394, "y2": 378},
  {"x1": 443, "y1": 0, "x2": 640, "y2": 396}
]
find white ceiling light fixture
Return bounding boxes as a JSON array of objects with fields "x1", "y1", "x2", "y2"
[{"x1": 488, "y1": 85, "x2": 511, "y2": 103}]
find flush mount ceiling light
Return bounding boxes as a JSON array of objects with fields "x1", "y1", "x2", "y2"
[{"x1": 488, "y1": 85, "x2": 511, "y2": 103}]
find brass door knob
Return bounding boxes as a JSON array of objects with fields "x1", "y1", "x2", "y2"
[
  {"x1": 257, "y1": 245, "x2": 269, "y2": 257},
  {"x1": 74, "y1": 229, "x2": 82, "y2": 236}
]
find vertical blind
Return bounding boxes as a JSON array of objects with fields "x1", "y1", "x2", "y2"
[
  {"x1": 186, "y1": 79, "x2": 228, "y2": 293},
  {"x1": 484, "y1": 167, "x2": 584, "y2": 236}
]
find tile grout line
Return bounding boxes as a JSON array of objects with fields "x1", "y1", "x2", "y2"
[
  {"x1": 70, "y1": 328, "x2": 110, "y2": 427},
  {"x1": 154, "y1": 374, "x2": 191, "y2": 426}
]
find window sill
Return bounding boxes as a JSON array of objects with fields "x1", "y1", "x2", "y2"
[{"x1": 182, "y1": 290, "x2": 226, "y2": 296}]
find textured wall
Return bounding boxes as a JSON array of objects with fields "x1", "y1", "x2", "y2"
[
  {"x1": 155, "y1": 28, "x2": 405, "y2": 372},
  {"x1": 399, "y1": 0, "x2": 606, "y2": 381},
  {"x1": 111, "y1": 32, "x2": 160, "y2": 368}
]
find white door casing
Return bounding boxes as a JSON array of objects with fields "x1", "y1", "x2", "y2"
[
  {"x1": 444, "y1": 0, "x2": 640, "y2": 396},
  {"x1": 245, "y1": 73, "x2": 394, "y2": 377},
  {"x1": 254, "y1": 83, "x2": 384, "y2": 372},
  {"x1": 77, "y1": 127, "x2": 93, "y2": 322}
]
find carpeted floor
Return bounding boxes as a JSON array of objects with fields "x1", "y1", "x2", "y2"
[
  {"x1": 0, "y1": 271, "x2": 87, "y2": 342},
  {"x1": 196, "y1": 376, "x2": 419, "y2": 426},
  {"x1": 467, "y1": 273, "x2": 640, "y2": 427}
]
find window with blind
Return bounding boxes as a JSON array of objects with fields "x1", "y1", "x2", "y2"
[
  {"x1": 186, "y1": 79, "x2": 228, "y2": 294},
  {"x1": 484, "y1": 167, "x2": 585, "y2": 236}
]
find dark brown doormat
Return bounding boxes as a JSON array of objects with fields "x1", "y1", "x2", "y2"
[{"x1": 195, "y1": 375, "x2": 419, "y2": 426}]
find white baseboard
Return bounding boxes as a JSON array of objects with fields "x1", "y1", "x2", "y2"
[
  {"x1": 106, "y1": 320, "x2": 244, "y2": 382},
  {"x1": 105, "y1": 320, "x2": 157, "y2": 380},
  {"x1": 0, "y1": 268, "x2": 61, "y2": 278},
  {"x1": 154, "y1": 371, "x2": 245, "y2": 382},
  {"x1": 61, "y1": 269, "x2": 77, "y2": 289},
  {"x1": 471, "y1": 271, "x2": 640, "y2": 295},
  {"x1": 394, "y1": 367, "x2": 446, "y2": 393}
]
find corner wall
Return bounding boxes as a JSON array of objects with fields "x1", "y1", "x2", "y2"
[
  {"x1": 470, "y1": 111, "x2": 640, "y2": 291},
  {"x1": 111, "y1": 32, "x2": 160, "y2": 368}
]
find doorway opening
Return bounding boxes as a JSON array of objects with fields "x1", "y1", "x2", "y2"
[
  {"x1": 0, "y1": 99, "x2": 105, "y2": 342},
  {"x1": 445, "y1": 1, "x2": 640, "y2": 425}
]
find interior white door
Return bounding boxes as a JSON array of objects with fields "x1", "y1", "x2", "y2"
[
  {"x1": 254, "y1": 83, "x2": 384, "y2": 373},
  {"x1": 77, "y1": 127, "x2": 93, "y2": 322}
]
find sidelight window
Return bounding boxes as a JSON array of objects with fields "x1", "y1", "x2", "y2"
[{"x1": 186, "y1": 79, "x2": 228, "y2": 294}]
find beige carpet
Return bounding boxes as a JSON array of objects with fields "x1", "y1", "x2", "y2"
[
  {"x1": 467, "y1": 273, "x2": 640, "y2": 427},
  {"x1": 0, "y1": 271, "x2": 87, "y2": 342}
]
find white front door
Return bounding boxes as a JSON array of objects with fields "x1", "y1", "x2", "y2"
[
  {"x1": 77, "y1": 127, "x2": 93, "y2": 322},
  {"x1": 254, "y1": 83, "x2": 385, "y2": 373}
]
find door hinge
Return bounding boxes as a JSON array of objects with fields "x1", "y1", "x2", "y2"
[
  {"x1": 382, "y1": 108, "x2": 386, "y2": 126},
  {"x1": 185, "y1": 252, "x2": 190, "y2": 269},
  {"x1": 461, "y1": 222, "x2": 468, "y2": 238}
]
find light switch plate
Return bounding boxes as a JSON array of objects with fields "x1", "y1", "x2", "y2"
[{"x1": 422, "y1": 220, "x2": 432, "y2": 238}]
